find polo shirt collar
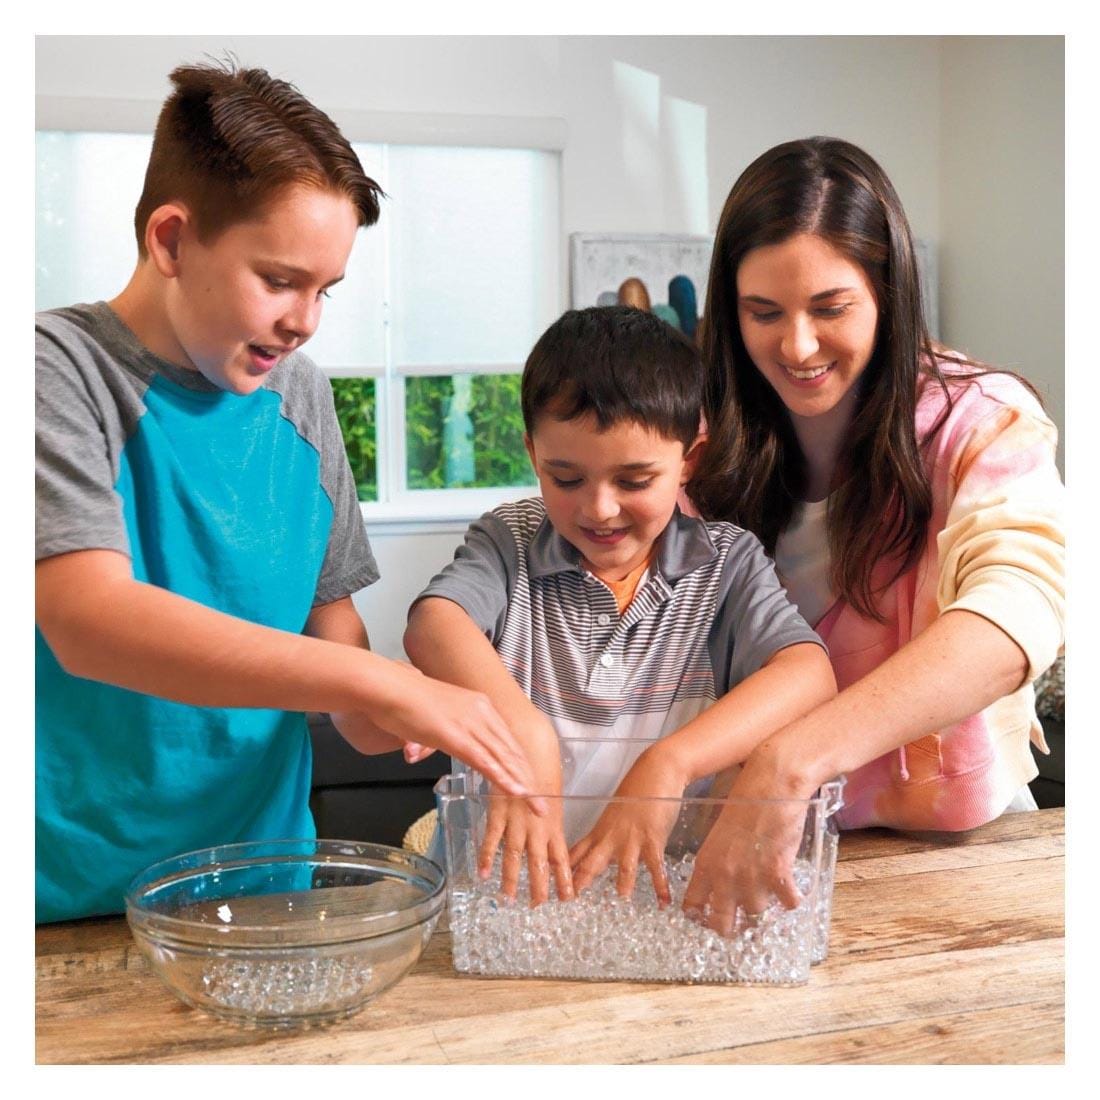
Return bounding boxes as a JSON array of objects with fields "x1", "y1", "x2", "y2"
[{"x1": 526, "y1": 505, "x2": 718, "y2": 582}]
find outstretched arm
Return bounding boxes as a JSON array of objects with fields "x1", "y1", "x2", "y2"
[
  {"x1": 303, "y1": 594, "x2": 406, "y2": 756},
  {"x1": 732, "y1": 608, "x2": 1027, "y2": 804},
  {"x1": 36, "y1": 548, "x2": 539, "y2": 801},
  {"x1": 683, "y1": 609, "x2": 1029, "y2": 930},
  {"x1": 405, "y1": 596, "x2": 573, "y2": 904},
  {"x1": 570, "y1": 640, "x2": 836, "y2": 901}
]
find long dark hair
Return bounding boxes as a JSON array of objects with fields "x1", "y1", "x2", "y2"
[{"x1": 688, "y1": 136, "x2": 1026, "y2": 620}]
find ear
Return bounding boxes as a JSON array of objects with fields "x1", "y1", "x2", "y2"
[
  {"x1": 144, "y1": 203, "x2": 191, "y2": 278},
  {"x1": 679, "y1": 433, "x2": 707, "y2": 485},
  {"x1": 523, "y1": 431, "x2": 538, "y2": 474}
]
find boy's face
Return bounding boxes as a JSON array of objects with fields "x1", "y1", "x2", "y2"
[
  {"x1": 525, "y1": 414, "x2": 703, "y2": 583},
  {"x1": 163, "y1": 184, "x2": 359, "y2": 395}
]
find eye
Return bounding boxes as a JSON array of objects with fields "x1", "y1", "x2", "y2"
[
  {"x1": 619, "y1": 477, "x2": 655, "y2": 491},
  {"x1": 550, "y1": 475, "x2": 582, "y2": 489},
  {"x1": 263, "y1": 275, "x2": 291, "y2": 290},
  {"x1": 814, "y1": 305, "x2": 849, "y2": 318},
  {"x1": 748, "y1": 310, "x2": 781, "y2": 323},
  {"x1": 318, "y1": 288, "x2": 333, "y2": 300}
]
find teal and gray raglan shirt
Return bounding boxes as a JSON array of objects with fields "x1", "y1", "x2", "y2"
[{"x1": 35, "y1": 302, "x2": 379, "y2": 923}]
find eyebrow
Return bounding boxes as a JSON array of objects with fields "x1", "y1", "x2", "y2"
[
  {"x1": 263, "y1": 261, "x2": 346, "y2": 288},
  {"x1": 544, "y1": 459, "x2": 659, "y2": 472},
  {"x1": 740, "y1": 287, "x2": 855, "y2": 306}
]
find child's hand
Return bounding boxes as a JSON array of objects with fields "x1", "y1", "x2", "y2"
[
  {"x1": 681, "y1": 770, "x2": 808, "y2": 935},
  {"x1": 568, "y1": 745, "x2": 686, "y2": 905},
  {"x1": 477, "y1": 721, "x2": 572, "y2": 906},
  {"x1": 370, "y1": 662, "x2": 547, "y2": 815},
  {"x1": 330, "y1": 709, "x2": 404, "y2": 755},
  {"x1": 479, "y1": 793, "x2": 574, "y2": 907},
  {"x1": 402, "y1": 742, "x2": 437, "y2": 764}
]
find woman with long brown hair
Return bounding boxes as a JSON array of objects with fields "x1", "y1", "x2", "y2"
[{"x1": 681, "y1": 137, "x2": 1064, "y2": 931}]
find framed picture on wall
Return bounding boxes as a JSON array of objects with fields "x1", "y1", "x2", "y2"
[{"x1": 570, "y1": 233, "x2": 713, "y2": 339}]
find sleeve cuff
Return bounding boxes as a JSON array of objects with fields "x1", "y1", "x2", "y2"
[{"x1": 945, "y1": 569, "x2": 1064, "y2": 681}]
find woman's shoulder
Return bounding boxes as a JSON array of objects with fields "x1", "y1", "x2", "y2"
[{"x1": 916, "y1": 354, "x2": 1052, "y2": 434}]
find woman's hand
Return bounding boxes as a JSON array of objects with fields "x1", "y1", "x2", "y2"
[
  {"x1": 682, "y1": 762, "x2": 809, "y2": 935},
  {"x1": 569, "y1": 744, "x2": 687, "y2": 905}
]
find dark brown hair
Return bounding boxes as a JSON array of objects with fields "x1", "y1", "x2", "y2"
[
  {"x1": 134, "y1": 59, "x2": 383, "y2": 256},
  {"x1": 522, "y1": 306, "x2": 703, "y2": 450},
  {"x1": 688, "y1": 136, "x2": 1032, "y2": 620}
]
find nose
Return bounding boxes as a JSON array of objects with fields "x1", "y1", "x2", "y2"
[
  {"x1": 278, "y1": 292, "x2": 323, "y2": 344},
  {"x1": 580, "y1": 482, "x2": 620, "y2": 525},
  {"x1": 780, "y1": 313, "x2": 819, "y2": 365}
]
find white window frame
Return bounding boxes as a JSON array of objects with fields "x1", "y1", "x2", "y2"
[{"x1": 36, "y1": 96, "x2": 567, "y2": 529}]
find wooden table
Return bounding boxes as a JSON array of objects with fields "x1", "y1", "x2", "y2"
[{"x1": 35, "y1": 808, "x2": 1064, "y2": 1064}]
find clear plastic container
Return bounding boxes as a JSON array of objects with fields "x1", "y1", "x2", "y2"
[{"x1": 435, "y1": 751, "x2": 843, "y2": 986}]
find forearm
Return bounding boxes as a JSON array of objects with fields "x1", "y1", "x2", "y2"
[
  {"x1": 37, "y1": 550, "x2": 394, "y2": 715},
  {"x1": 650, "y1": 642, "x2": 836, "y2": 789},
  {"x1": 405, "y1": 598, "x2": 559, "y2": 769},
  {"x1": 745, "y1": 608, "x2": 1030, "y2": 798},
  {"x1": 37, "y1": 551, "x2": 542, "y2": 802},
  {"x1": 306, "y1": 597, "x2": 405, "y2": 755}
]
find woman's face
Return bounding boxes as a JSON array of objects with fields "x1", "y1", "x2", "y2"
[{"x1": 735, "y1": 233, "x2": 879, "y2": 427}]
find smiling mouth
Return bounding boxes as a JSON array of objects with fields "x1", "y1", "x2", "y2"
[
  {"x1": 783, "y1": 362, "x2": 833, "y2": 381},
  {"x1": 581, "y1": 526, "x2": 629, "y2": 542}
]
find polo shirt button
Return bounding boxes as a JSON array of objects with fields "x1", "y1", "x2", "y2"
[
  {"x1": 599, "y1": 652, "x2": 614, "y2": 668},
  {"x1": 597, "y1": 612, "x2": 611, "y2": 626}
]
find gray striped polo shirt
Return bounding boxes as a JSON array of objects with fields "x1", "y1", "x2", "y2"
[{"x1": 417, "y1": 498, "x2": 824, "y2": 837}]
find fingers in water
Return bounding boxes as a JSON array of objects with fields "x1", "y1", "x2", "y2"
[
  {"x1": 548, "y1": 840, "x2": 575, "y2": 901},
  {"x1": 500, "y1": 843, "x2": 524, "y2": 899},
  {"x1": 775, "y1": 873, "x2": 803, "y2": 910},
  {"x1": 477, "y1": 806, "x2": 508, "y2": 880},
  {"x1": 615, "y1": 858, "x2": 638, "y2": 899},
  {"x1": 571, "y1": 850, "x2": 604, "y2": 896},
  {"x1": 644, "y1": 845, "x2": 671, "y2": 907},
  {"x1": 705, "y1": 903, "x2": 738, "y2": 939}
]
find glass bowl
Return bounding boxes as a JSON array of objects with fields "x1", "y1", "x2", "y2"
[{"x1": 125, "y1": 839, "x2": 445, "y2": 1028}]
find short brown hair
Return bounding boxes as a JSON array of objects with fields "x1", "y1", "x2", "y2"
[
  {"x1": 134, "y1": 59, "x2": 383, "y2": 256},
  {"x1": 522, "y1": 306, "x2": 703, "y2": 451}
]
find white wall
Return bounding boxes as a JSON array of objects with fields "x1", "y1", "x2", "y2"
[
  {"x1": 939, "y1": 36, "x2": 1064, "y2": 471},
  {"x1": 35, "y1": 36, "x2": 1063, "y2": 656},
  {"x1": 35, "y1": 35, "x2": 945, "y2": 289},
  {"x1": 352, "y1": 527, "x2": 468, "y2": 660}
]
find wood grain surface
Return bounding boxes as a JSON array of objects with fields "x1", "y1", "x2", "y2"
[{"x1": 35, "y1": 808, "x2": 1065, "y2": 1065}]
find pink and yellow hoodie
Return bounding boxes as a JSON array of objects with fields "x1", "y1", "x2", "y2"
[{"x1": 818, "y1": 367, "x2": 1064, "y2": 831}]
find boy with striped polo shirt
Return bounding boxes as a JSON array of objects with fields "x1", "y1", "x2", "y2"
[{"x1": 405, "y1": 306, "x2": 837, "y2": 907}]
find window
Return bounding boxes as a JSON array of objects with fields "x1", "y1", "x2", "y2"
[{"x1": 36, "y1": 129, "x2": 561, "y2": 521}]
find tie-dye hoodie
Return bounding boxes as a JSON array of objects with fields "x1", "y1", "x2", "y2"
[{"x1": 818, "y1": 366, "x2": 1064, "y2": 831}]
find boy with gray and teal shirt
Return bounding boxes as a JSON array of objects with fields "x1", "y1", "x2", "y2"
[
  {"x1": 35, "y1": 60, "x2": 538, "y2": 924},
  {"x1": 405, "y1": 307, "x2": 837, "y2": 908}
]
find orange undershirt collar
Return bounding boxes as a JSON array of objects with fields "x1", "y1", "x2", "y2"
[{"x1": 591, "y1": 550, "x2": 655, "y2": 614}]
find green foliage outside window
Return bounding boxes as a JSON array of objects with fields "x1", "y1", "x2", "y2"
[
  {"x1": 330, "y1": 373, "x2": 535, "y2": 500},
  {"x1": 330, "y1": 377, "x2": 378, "y2": 501},
  {"x1": 406, "y1": 374, "x2": 536, "y2": 491}
]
